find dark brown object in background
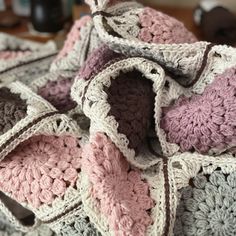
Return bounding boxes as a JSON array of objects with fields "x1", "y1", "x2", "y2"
[
  {"x1": 0, "y1": 4, "x2": 203, "y2": 42},
  {"x1": 200, "y1": 7, "x2": 236, "y2": 45},
  {"x1": 30, "y1": 0, "x2": 64, "y2": 33}
]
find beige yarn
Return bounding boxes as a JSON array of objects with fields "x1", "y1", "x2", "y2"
[{"x1": 1, "y1": 1, "x2": 236, "y2": 236}]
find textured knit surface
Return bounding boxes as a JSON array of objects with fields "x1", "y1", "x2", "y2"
[
  {"x1": 161, "y1": 67, "x2": 236, "y2": 154},
  {"x1": 82, "y1": 133, "x2": 154, "y2": 236},
  {"x1": 38, "y1": 77, "x2": 76, "y2": 112},
  {"x1": 0, "y1": 87, "x2": 27, "y2": 135},
  {"x1": 0, "y1": 135, "x2": 82, "y2": 208},
  {"x1": 2, "y1": 1, "x2": 236, "y2": 236},
  {"x1": 174, "y1": 170, "x2": 236, "y2": 236},
  {"x1": 78, "y1": 44, "x2": 122, "y2": 80},
  {"x1": 105, "y1": 70, "x2": 155, "y2": 153},
  {"x1": 139, "y1": 7, "x2": 197, "y2": 44},
  {"x1": 59, "y1": 214, "x2": 101, "y2": 236}
]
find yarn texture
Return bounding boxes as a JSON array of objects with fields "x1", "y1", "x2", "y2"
[
  {"x1": 161, "y1": 67, "x2": 236, "y2": 154},
  {"x1": 0, "y1": 87, "x2": 27, "y2": 135},
  {"x1": 105, "y1": 70, "x2": 155, "y2": 153},
  {"x1": 0, "y1": 135, "x2": 82, "y2": 207},
  {"x1": 0, "y1": 50, "x2": 31, "y2": 60},
  {"x1": 175, "y1": 170, "x2": 236, "y2": 236},
  {"x1": 38, "y1": 77, "x2": 76, "y2": 112},
  {"x1": 139, "y1": 8, "x2": 197, "y2": 44},
  {"x1": 55, "y1": 16, "x2": 91, "y2": 61},
  {"x1": 82, "y1": 133, "x2": 154, "y2": 236},
  {"x1": 1, "y1": 0, "x2": 236, "y2": 235}
]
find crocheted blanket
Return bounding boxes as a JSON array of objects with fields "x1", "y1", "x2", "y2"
[{"x1": 0, "y1": 1, "x2": 236, "y2": 236}]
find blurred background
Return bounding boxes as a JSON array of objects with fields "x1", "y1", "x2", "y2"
[{"x1": 0, "y1": 0, "x2": 236, "y2": 46}]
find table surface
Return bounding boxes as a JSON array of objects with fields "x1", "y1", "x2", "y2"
[{"x1": 0, "y1": 4, "x2": 203, "y2": 43}]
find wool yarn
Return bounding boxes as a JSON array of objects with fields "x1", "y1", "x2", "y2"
[
  {"x1": 161, "y1": 67, "x2": 236, "y2": 154},
  {"x1": 50, "y1": 15, "x2": 102, "y2": 72},
  {"x1": 105, "y1": 70, "x2": 155, "y2": 154},
  {"x1": 174, "y1": 170, "x2": 236, "y2": 236},
  {"x1": 1, "y1": 0, "x2": 236, "y2": 236},
  {"x1": 0, "y1": 50, "x2": 31, "y2": 60},
  {"x1": 0, "y1": 87, "x2": 27, "y2": 135},
  {"x1": 0, "y1": 33, "x2": 57, "y2": 86},
  {"x1": 38, "y1": 77, "x2": 76, "y2": 112},
  {"x1": 139, "y1": 7, "x2": 197, "y2": 44},
  {"x1": 78, "y1": 44, "x2": 122, "y2": 81},
  {"x1": 55, "y1": 16, "x2": 91, "y2": 62}
]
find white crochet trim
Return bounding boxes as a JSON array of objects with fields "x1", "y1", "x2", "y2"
[
  {"x1": 0, "y1": 39, "x2": 56, "y2": 73},
  {"x1": 0, "y1": 33, "x2": 44, "y2": 51},
  {"x1": 0, "y1": 82, "x2": 82, "y2": 161},
  {"x1": 81, "y1": 159, "x2": 176, "y2": 236},
  {"x1": 72, "y1": 57, "x2": 183, "y2": 169},
  {"x1": 193, "y1": 45, "x2": 236, "y2": 94},
  {"x1": 47, "y1": 200, "x2": 91, "y2": 235},
  {"x1": 142, "y1": 162, "x2": 175, "y2": 236},
  {"x1": 50, "y1": 21, "x2": 102, "y2": 72},
  {"x1": 106, "y1": 1, "x2": 143, "y2": 15},
  {"x1": 30, "y1": 70, "x2": 90, "y2": 135},
  {"x1": 30, "y1": 70, "x2": 76, "y2": 91},
  {"x1": 81, "y1": 174, "x2": 110, "y2": 236},
  {"x1": 0, "y1": 51, "x2": 57, "y2": 86},
  {"x1": 29, "y1": 181, "x2": 82, "y2": 222},
  {"x1": 88, "y1": 1, "x2": 215, "y2": 83},
  {"x1": 171, "y1": 152, "x2": 236, "y2": 190}
]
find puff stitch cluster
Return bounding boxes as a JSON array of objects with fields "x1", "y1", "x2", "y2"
[
  {"x1": 139, "y1": 7, "x2": 197, "y2": 44},
  {"x1": 0, "y1": 135, "x2": 82, "y2": 207},
  {"x1": 82, "y1": 133, "x2": 154, "y2": 236}
]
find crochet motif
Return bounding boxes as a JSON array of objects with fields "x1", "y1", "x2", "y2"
[
  {"x1": 78, "y1": 45, "x2": 122, "y2": 81},
  {"x1": 0, "y1": 50, "x2": 30, "y2": 60},
  {"x1": 161, "y1": 67, "x2": 236, "y2": 154},
  {"x1": 0, "y1": 135, "x2": 82, "y2": 208},
  {"x1": 82, "y1": 133, "x2": 154, "y2": 236},
  {"x1": 174, "y1": 170, "x2": 236, "y2": 236},
  {"x1": 60, "y1": 215, "x2": 101, "y2": 236},
  {"x1": 55, "y1": 16, "x2": 91, "y2": 61},
  {"x1": 0, "y1": 87, "x2": 27, "y2": 135},
  {"x1": 105, "y1": 71, "x2": 155, "y2": 153},
  {"x1": 38, "y1": 77, "x2": 77, "y2": 112},
  {"x1": 138, "y1": 8, "x2": 197, "y2": 44}
]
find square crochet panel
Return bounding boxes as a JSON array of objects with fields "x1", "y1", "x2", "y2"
[
  {"x1": 171, "y1": 154, "x2": 236, "y2": 236},
  {"x1": 0, "y1": 135, "x2": 82, "y2": 208}
]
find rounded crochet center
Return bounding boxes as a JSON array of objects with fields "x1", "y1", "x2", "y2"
[
  {"x1": 175, "y1": 170, "x2": 236, "y2": 236},
  {"x1": 0, "y1": 135, "x2": 82, "y2": 208},
  {"x1": 0, "y1": 87, "x2": 27, "y2": 135},
  {"x1": 161, "y1": 67, "x2": 236, "y2": 154}
]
